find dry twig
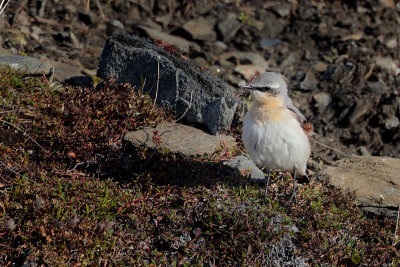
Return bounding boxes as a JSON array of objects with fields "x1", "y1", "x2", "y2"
[
  {"x1": 152, "y1": 56, "x2": 161, "y2": 112},
  {"x1": 174, "y1": 89, "x2": 194, "y2": 123},
  {"x1": 0, "y1": 119, "x2": 50, "y2": 154},
  {"x1": 311, "y1": 138, "x2": 348, "y2": 157},
  {"x1": 0, "y1": 0, "x2": 10, "y2": 14},
  {"x1": 394, "y1": 205, "x2": 400, "y2": 246}
]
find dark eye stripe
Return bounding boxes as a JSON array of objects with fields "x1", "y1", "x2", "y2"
[{"x1": 256, "y1": 86, "x2": 272, "y2": 92}]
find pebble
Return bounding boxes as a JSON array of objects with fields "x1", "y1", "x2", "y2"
[
  {"x1": 386, "y1": 38, "x2": 397, "y2": 49},
  {"x1": 260, "y1": 38, "x2": 282, "y2": 48},
  {"x1": 312, "y1": 61, "x2": 328, "y2": 72},
  {"x1": 217, "y1": 12, "x2": 240, "y2": 42},
  {"x1": 224, "y1": 155, "x2": 265, "y2": 179},
  {"x1": 300, "y1": 71, "x2": 318, "y2": 90},
  {"x1": 269, "y1": 3, "x2": 291, "y2": 17},
  {"x1": 5, "y1": 219, "x2": 15, "y2": 232},
  {"x1": 182, "y1": 17, "x2": 217, "y2": 42},
  {"x1": 34, "y1": 197, "x2": 45, "y2": 211},
  {"x1": 313, "y1": 92, "x2": 331, "y2": 110},
  {"x1": 374, "y1": 56, "x2": 400, "y2": 75},
  {"x1": 385, "y1": 115, "x2": 399, "y2": 130}
]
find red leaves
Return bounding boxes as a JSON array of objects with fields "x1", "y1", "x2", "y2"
[
  {"x1": 152, "y1": 130, "x2": 163, "y2": 145},
  {"x1": 249, "y1": 71, "x2": 261, "y2": 83},
  {"x1": 302, "y1": 122, "x2": 313, "y2": 136},
  {"x1": 155, "y1": 39, "x2": 177, "y2": 55}
]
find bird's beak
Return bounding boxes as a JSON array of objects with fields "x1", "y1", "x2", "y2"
[{"x1": 241, "y1": 85, "x2": 253, "y2": 89}]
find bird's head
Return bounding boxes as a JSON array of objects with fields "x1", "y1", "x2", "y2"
[{"x1": 242, "y1": 72, "x2": 289, "y2": 104}]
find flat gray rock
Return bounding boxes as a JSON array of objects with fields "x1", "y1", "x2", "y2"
[
  {"x1": 324, "y1": 156, "x2": 400, "y2": 217},
  {"x1": 97, "y1": 33, "x2": 243, "y2": 134},
  {"x1": 124, "y1": 121, "x2": 236, "y2": 157},
  {"x1": 0, "y1": 55, "x2": 51, "y2": 74}
]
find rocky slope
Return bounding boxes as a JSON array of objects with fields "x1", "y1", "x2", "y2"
[{"x1": 1, "y1": 0, "x2": 400, "y2": 159}]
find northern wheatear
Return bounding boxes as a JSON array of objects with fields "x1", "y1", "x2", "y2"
[{"x1": 242, "y1": 72, "x2": 311, "y2": 202}]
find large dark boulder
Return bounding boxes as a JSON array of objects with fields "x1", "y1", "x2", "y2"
[{"x1": 97, "y1": 33, "x2": 242, "y2": 134}]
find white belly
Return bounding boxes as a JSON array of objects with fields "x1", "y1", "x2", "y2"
[{"x1": 242, "y1": 112, "x2": 310, "y2": 175}]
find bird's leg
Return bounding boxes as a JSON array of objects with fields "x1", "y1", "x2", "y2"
[
  {"x1": 265, "y1": 170, "x2": 271, "y2": 199},
  {"x1": 287, "y1": 167, "x2": 297, "y2": 204}
]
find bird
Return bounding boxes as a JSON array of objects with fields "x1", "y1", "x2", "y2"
[{"x1": 242, "y1": 72, "x2": 311, "y2": 202}]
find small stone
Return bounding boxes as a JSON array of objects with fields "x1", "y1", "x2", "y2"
[
  {"x1": 104, "y1": 221, "x2": 115, "y2": 232},
  {"x1": 192, "y1": 57, "x2": 207, "y2": 69},
  {"x1": 69, "y1": 32, "x2": 81, "y2": 49},
  {"x1": 217, "y1": 13, "x2": 241, "y2": 42},
  {"x1": 53, "y1": 32, "x2": 81, "y2": 48},
  {"x1": 77, "y1": 11, "x2": 98, "y2": 26},
  {"x1": 300, "y1": 71, "x2": 318, "y2": 90},
  {"x1": 260, "y1": 38, "x2": 282, "y2": 48},
  {"x1": 358, "y1": 146, "x2": 371, "y2": 156},
  {"x1": 367, "y1": 80, "x2": 386, "y2": 94},
  {"x1": 65, "y1": 4, "x2": 76, "y2": 14},
  {"x1": 16, "y1": 11, "x2": 30, "y2": 25},
  {"x1": 214, "y1": 41, "x2": 228, "y2": 54},
  {"x1": 129, "y1": 0, "x2": 153, "y2": 13},
  {"x1": 313, "y1": 92, "x2": 331, "y2": 110},
  {"x1": 8, "y1": 32, "x2": 27, "y2": 48},
  {"x1": 385, "y1": 116, "x2": 399, "y2": 130},
  {"x1": 69, "y1": 216, "x2": 80, "y2": 228},
  {"x1": 95, "y1": 222, "x2": 105, "y2": 235},
  {"x1": 5, "y1": 219, "x2": 15, "y2": 232},
  {"x1": 106, "y1": 20, "x2": 124, "y2": 36},
  {"x1": 155, "y1": 14, "x2": 171, "y2": 27},
  {"x1": 386, "y1": 38, "x2": 397, "y2": 49},
  {"x1": 269, "y1": 4, "x2": 291, "y2": 17},
  {"x1": 235, "y1": 64, "x2": 268, "y2": 80},
  {"x1": 224, "y1": 155, "x2": 265, "y2": 179},
  {"x1": 379, "y1": 0, "x2": 396, "y2": 8},
  {"x1": 182, "y1": 17, "x2": 217, "y2": 42},
  {"x1": 355, "y1": 2, "x2": 368, "y2": 12},
  {"x1": 0, "y1": 12, "x2": 5, "y2": 28},
  {"x1": 280, "y1": 52, "x2": 301, "y2": 69},
  {"x1": 219, "y1": 51, "x2": 269, "y2": 79},
  {"x1": 20, "y1": 26, "x2": 30, "y2": 35},
  {"x1": 349, "y1": 99, "x2": 374, "y2": 125},
  {"x1": 313, "y1": 61, "x2": 328, "y2": 72},
  {"x1": 308, "y1": 159, "x2": 323, "y2": 171},
  {"x1": 374, "y1": 56, "x2": 400, "y2": 75},
  {"x1": 251, "y1": 20, "x2": 265, "y2": 32},
  {"x1": 208, "y1": 65, "x2": 222, "y2": 75},
  {"x1": 30, "y1": 26, "x2": 43, "y2": 42},
  {"x1": 34, "y1": 197, "x2": 45, "y2": 211},
  {"x1": 218, "y1": 59, "x2": 235, "y2": 69},
  {"x1": 261, "y1": 13, "x2": 286, "y2": 38}
]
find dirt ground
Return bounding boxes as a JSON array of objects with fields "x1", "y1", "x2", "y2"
[{"x1": 1, "y1": 0, "x2": 400, "y2": 160}]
